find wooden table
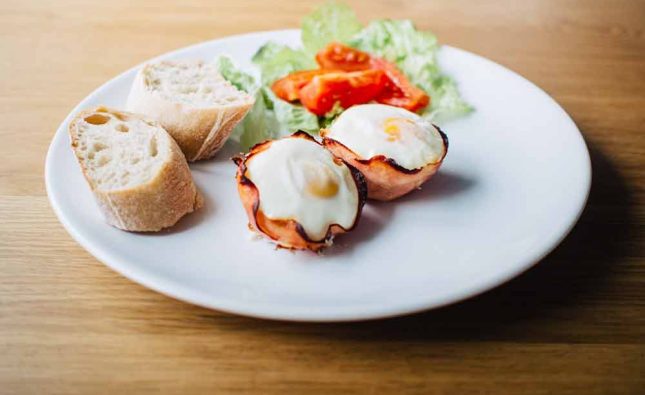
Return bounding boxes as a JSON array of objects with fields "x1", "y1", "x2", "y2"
[{"x1": 1, "y1": 0, "x2": 643, "y2": 393}]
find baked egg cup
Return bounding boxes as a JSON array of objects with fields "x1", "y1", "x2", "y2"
[
  {"x1": 233, "y1": 131, "x2": 367, "y2": 252},
  {"x1": 321, "y1": 126, "x2": 448, "y2": 201}
]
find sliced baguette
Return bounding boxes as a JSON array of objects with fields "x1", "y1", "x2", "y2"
[
  {"x1": 126, "y1": 60, "x2": 254, "y2": 161},
  {"x1": 69, "y1": 107, "x2": 202, "y2": 232}
]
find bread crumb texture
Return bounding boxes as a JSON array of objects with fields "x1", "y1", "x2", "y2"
[
  {"x1": 73, "y1": 109, "x2": 168, "y2": 191},
  {"x1": 143, "y1": 61, "x2": 251, "y2": 107}
]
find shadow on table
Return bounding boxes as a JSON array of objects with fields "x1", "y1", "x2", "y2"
[
  {"x1": 203, "y1": 142, "x2": 637, "y2": 341},
  {"x1": 335, "y1": 143, "x2": 634, "y2": 339}
]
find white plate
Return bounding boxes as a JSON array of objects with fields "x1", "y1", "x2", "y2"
[{"x1": 45, "y1": 29, "x2": 591, "y2": 321}]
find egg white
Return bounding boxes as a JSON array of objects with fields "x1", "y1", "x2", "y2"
[
  {"x1": 326, "y1": 104, "x2": 445, "y2": 170},
  {"x1": 245, "y1": 137, "x2": 359, "y2": 241}
]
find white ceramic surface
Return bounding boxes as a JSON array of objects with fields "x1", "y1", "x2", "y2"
[{"x1": 45, "y1": 30, "x2": 591, "y2": 321}]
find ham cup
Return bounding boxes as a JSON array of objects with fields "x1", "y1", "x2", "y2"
[
  {"x1": 321, "y1": 104, "x2": 448, "y2": 201},
  {"x1": 233, "y1": 131, "x2": 367, "y2": 252}
]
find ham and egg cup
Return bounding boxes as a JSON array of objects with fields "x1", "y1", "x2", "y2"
[
  {"x1": 233, "y1": 132, "x2": 367, "y2": 252},
  {"x1": 321, "y1": 104, "x2": 448, "y2": 201}
]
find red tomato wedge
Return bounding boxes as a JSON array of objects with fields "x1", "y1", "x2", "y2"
[
  {"x1": 315, "y1": 43, "x2": 430, "y2": 112},
  {"x1": 271, "y1": 43, "x2": 430, "y2": 114},
  {"x1": 369, "y1": 58, "x2": 430, "y2": 112},
  {"x1": 315, "y1": 42, "x2": 372, "y2": 71},
  {"x1": 271, "y1": 69, "x2": 340, "y2": 102},
  {"x1": 299, "y1": 69, "x2": 387, "y2": 116}
]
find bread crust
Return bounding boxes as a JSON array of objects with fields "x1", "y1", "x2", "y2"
[
  {"x1": 126, "y1": 61, "x2": 254, "y2": 162},
  {"x1": 69, "y1": 107, "x2": 201, "y2": 232}
]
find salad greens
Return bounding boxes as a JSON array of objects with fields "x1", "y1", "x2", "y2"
[
  {"x1": 215, "y1": 56, "x2": 318, "y2": 149},
  {"x1": 251, "y1": 42, "x2": 316, "y2": 86},
  {"x1": 214, "y1": 56, "x2": 276, "y2": 149},
  {"x1": 216, "y1": 1, "x2": 472, "y2": 150},
  {"x1": 264, "y1": 88, "x2": 319, "y2": 135},
  {"x1": 301, "y1": 1, "x2": 362, "y2": 56},
  {"x1": 348, "y1": 19, "x2": 473, "y2": 121}
]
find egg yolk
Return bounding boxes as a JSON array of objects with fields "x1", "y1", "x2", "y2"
[
  {"x1": 302, "y1": 161, "x2": 340, "y2": 198},
  {"x1": 383, "y1": 117, "x2": 419, "y2": 142}
]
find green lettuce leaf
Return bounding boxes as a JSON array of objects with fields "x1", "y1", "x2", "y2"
[
  {"x1": 319, "y1": 102, "x2": 344, "y2": 129},
  {"x1": 252, "y1": 42, "x2": 315, "y2": 84},
  {"x1": 214, "y1": 56, "x2": 277, "y2": 149},
  {"x1": 349, "y1": 19, "x2": 473, "y2": 122},
  {"x1": 218, "y1": 5, "x2": 472, "y2": 150},
  {"x1": 349, "y1": 19, "x2": 437, "y2": 63},
  {"x1": 263, "y1": 88, "x2": 319, "y2": 135},
  {"x1": 214, "y1": 55, "x2": 257, "y2": 93},
  {"x1": 301, "y1": 1, "x2": 362, "y2": 56},
  {"x1": 422, "y1": 75, "x2": 473, "y2": 121},
  {"x1": 215, "y1": 55, "x2": 318, "y2": 150}
]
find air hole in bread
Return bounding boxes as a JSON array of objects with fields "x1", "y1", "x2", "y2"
[
  {"x1": 96, "y1": 154, "x2": 111, "y2": 167},
  {"x1": 84, "y1": 114, "x2": 110, "y2": 125},
  {"x1": 149, "y1": 137, "x2": 158, "y2": 157},
  {"x1": 116, "y1": 124, "x2": 129, "y2": 133},
  {"x1": 92, "y1": 142, "x2": 107, "y2": 152},
  {"x1": 87, "y1": 142, "x2": 107, "y2": 160},
  {"x1": 130, "y1": 157, "x2": 140, "y2": 165},
  {"x1": 180, "y1": 86, "x2": 198, "y2": 94},
  {"x1": 114, "y1": 112, "x2": 127, "y2": 121}
]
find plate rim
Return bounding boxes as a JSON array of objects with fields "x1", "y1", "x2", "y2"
[{"x1": 45, "y1": 29, "x2": 592, "y2": 322}]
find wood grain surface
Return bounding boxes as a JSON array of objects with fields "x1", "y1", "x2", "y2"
[{"x1": 1, "y1": 0, "x2": 644, "y2": 393}]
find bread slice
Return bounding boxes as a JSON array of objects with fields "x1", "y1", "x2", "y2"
[
  {"x1": 126, "y1": 60, "x2": 254, "y2": 161},
  {"x1": 69, "y1": 107, "x2": 202, "y2": 232}
]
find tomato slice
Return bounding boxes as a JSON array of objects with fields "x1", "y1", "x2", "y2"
[
  {"x1": 271, "y1": 69, "x2": 340, "y2": 102},
  {"x1": 299, "y1": 69, "x2": 387, "y2": 116},
  {"x1": 315, "y1": 42, "x2": 372, "y2": 71},
  {"x1": 370, "y1": 58, "x2": 430, "y2": 112},
  {"x1": 273, "y1": 43, "x2": 430, "y2": 114},
  {"x1": 316, "y1": 43, "x2": 430, "y2": 112}
]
